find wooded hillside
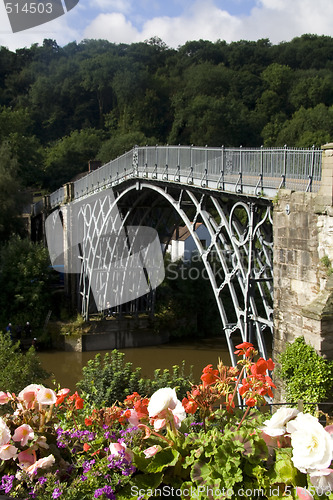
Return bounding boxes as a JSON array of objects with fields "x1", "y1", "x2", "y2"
[{"x1": 0, "y1": 35, "x2": 332, "y2": 192}]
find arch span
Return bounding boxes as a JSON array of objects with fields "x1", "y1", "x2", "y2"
[{"x1": 73, "y1": 179, "x2": 273, "y2": 365}]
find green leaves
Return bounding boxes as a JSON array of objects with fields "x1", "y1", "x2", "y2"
[
  {"x1": 0, "y1": 235, "x2": 52, "y2": 328},
  {"x1": 0, "y1": 332, "x2": 49, "y2": 392},
  {"x1": 138, "y1": 447, "x2": 181, "y2": 474},
  {"x1": 77, "y1": 349, "x2": 193, "y2": 408},
  {"x1": 279, "y1": 336, "x2": 333, "y2": 414},
  {"x1": 118, "y1": 472, "x2": 164, "y2": 500}
]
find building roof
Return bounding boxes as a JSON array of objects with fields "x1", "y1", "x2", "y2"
[{"x1": 170, "y1": 223, "x2": 203, "y2": 241}]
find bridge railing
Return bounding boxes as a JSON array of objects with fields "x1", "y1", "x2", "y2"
[
  {"x1": 50, "y1": 145, "x2": 322, "y2": 206},
  {"x1": 50, "y1": 186, "x2": 65, "y2": 209},
  {"x1": 137, "y1": 145, "x2": 322, "y2": 194},
  {"x1": 73, "y1": 150, "x2": 134, "y2": 202}
]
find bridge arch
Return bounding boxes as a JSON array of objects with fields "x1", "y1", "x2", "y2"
[{"x1": 75, "y1": 179, "x2": 273, "y2": 365}]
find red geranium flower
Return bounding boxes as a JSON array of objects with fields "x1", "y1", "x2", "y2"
[
  {"x1": 245, "y1": 397, "x2": 257, "y2": 407},
  {"x1": 182, "y1": 397, "x2": 198, "y2": 414},
  {"x1": 250, "y1": 357, "x2": 269, "y2": 376},
  {"x1": 234, "y1": 342, "x2": 255, "y2": 356},
  {"x1": 201, "y1": 364, "x2": 219, "y2": 387}
]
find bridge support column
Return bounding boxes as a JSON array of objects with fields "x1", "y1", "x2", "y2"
[
  {"x1": 60, "y1": 184, "x2": 78, "y2": 315},
  {"x1": 273, "y1": 143, "x2": 333, "y2": 402}
]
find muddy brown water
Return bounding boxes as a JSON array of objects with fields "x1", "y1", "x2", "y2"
[{"x1": 37, "y1": 338, "x2": 231, "y2": 391}]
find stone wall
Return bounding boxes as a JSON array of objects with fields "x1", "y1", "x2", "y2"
[{"x1": 273, "y1": 143, "x2": 333, "y2": 401}]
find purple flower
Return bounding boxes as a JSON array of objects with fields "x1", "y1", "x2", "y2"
[
  {"x1": 82, "y1": 458, "x2": 95, "y2": 473},
  {"x1": 52, "y1": 488, "x2": 62, "y2": 498},
  {"x1": 0, "y1": 475, "x2": 14, "y2": 494},
  {"x1": 38, "y1": 476, "x2": 47, "y2": 485},
  {"x1": 94, "y1": 485, "x2": 115, "y2": 499}
]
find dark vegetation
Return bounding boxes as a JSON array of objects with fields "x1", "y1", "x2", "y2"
[{"x1": 0, "y1": 35, "x2": 332, "y2": 195}]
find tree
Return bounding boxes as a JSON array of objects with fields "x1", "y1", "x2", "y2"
[
  {"x1": 0, "y1": 106, "x2": 44, "y2": 187},
  {"x1": 0, "y1": 143, "x2": 27, "y2": 240},
  {"x1": 289, "y1": 71, "x2": 333, "y2": 110},
  {"x1": 43, "y1": 128, "x2": 104, "y2": 189},
  {"x1": 98, "y1": 131, "x2": 157, "y2": 163},
  {"x1": 274, "y1": 104, "x2": 333, "y2": 147},
  {"x1": 0, "y1": 236, "x2": 52, "y2": 329}
]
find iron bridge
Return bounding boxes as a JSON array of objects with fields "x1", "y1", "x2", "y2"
[{"x1": 46, "y1": 145, "x2": 322, "y2": 365}]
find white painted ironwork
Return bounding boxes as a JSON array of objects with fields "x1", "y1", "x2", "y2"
[{"x1": 45, "y1": 144, "x2": 323, "y2": 364}]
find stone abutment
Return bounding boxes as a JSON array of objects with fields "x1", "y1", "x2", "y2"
[{"x1": 273, "y1": 143, "x2": 333, "y2": 401}]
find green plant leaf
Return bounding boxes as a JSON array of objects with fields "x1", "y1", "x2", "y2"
[
  {"x1": 118, "y1": 472, "x2": 164, "y2": 500},
  {"x1": 145, "y1": 447, "x2": 181, "y2": 473}
]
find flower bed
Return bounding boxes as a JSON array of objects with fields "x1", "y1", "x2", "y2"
[{"x1": 0, "y1": 343, "x2": 332, "y2": 499}]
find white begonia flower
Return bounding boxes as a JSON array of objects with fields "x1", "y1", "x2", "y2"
[
  {"x1": 261, "y1": 407, "x2": 299, "y2": 437},
  {"x1": 0, "y1": 417, "x2": 11, "y2": 446},
  {"x1": 36, "y1": 387, "x2": 57, "y2": 405},
  {"x1": 147, "y1": 388, "x2": 178, "y2": 417},
  {"x1": 0, "y1": 444, "x2": 18, "y2": 460},
  {"x1": 286, "y1": 413, "x2": 333, "y2": 473},
  {"x1": 172, "y1": 400, "x2": 186, "y2": 429},
  {"x1": 310, "y1": 468, "x2": 333, "y2": 494}
]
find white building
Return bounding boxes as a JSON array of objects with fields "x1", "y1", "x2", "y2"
[{"x1": 166, "y1": 223, "x2": 211, "y2": 262}]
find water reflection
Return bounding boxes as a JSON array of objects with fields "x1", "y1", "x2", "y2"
[{"x1": 37, "y1": 338, "x2": 230, "y2": 391}]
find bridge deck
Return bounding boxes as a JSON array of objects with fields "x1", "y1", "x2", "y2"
[{"x1": 48, "y1": 145, "x2": 322, "y2": 208}]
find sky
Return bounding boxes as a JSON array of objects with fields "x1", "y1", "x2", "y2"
[{"x1": 0, "y1": 0, "x2": 333, "y2": 52}]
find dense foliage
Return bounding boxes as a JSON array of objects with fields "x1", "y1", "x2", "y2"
[
  {"x1": 279, "y1": 336, "x2": 333, "y2": 414},
  {"x1": 76, "y1": 349, "x2": 193, "y2": 408},
  {"x1": 0, "y1": 333, "x2": 49, "y2": 393},
  {"x1": 0, "y1": 236, "x2": 52, "y2": 330},
  {"x1": 0, "y1": 35, "x2": 333, "y2": 194}
]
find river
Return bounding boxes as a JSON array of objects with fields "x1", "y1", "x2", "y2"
[{"x1": 37, "y1": 337, "x2": 231, "y2": 391}]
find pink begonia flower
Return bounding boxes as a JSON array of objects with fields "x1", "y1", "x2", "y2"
[
  {"x1": 37, "y1": 387, "x2": 57, "y2": 405},
  {"x1": 0, "y1": 417, "x2": 11, "y2": 446},
  {"x1": 57, "y1": 388, "x2": 70, "y2": 397},
  {"x1": 18, "y1": 384, "x2": 43, "y2": 408},
  {"x1": 310, "y1": 468, "x2": 333, "y2": 493},
  {"x1": 25, "y1": 454, "x2": 55, "y2": 475},
  {"x1": 143, "y1": 445, "x2": 162, "y2": 458},
  {"x1": 0, "y1": 391, "x2": 11, "y2": 404},
  {"x1": 18, "y1": 448, "x2": 36, "y2": 469},
  {"x1": 153, "y1": 418, "x2": 166, "y2": 431},
  {"x1": 35, "y1": 436, "x2": 49, "y2": 449},
  {"x1": 152, "y1": 401, "x2": 186, "y2": 432},
  {"x1": 127, "y1": 409, "x2": 139, "y2": 427},
  {"x1": 172, "y1": 400, "x2": 186, "y2": 429},
  {"x1": 148, "y1": 388, "x2": 186, "y2": 432},
  {"x1": 109, "y1": 442, "x2": 133, "y2": 462},
  {"x1": 0, "y1": 444, "x2": 18, "y2": 460},
  {"x1": 296, "y1": 487, "x2": 314, "y2": 500},
  {"x1": 13, "y1": 424, "x2": 34, "y2": 447}
]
